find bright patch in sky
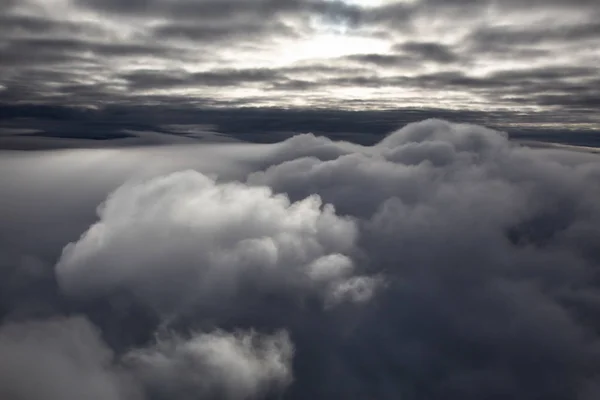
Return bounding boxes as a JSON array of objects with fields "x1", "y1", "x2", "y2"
[
  {"x1": 278, "y1": 33, "x2": 388, "y2": 64},
  {"x1": 342, "y1": 0, "x2": 409, "y2": 6},
  {"x1": 341, "y1": 0, "x2": 377, "y2": 4}
]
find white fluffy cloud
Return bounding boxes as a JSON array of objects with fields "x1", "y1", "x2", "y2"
[
  {"x1": 56, "y1": 170, "x2": 378, "y2": 317},
  {"x1": 124, "y1": 329, "x2": 293, "y2": 400}
]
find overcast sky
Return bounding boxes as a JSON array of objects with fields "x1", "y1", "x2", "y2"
[
  {"x1": 3, "y1": 2, "x2": 600, "y2": 399},
  {"x1": 1, "y1": 0, "x2": 599, "y2": 127}
]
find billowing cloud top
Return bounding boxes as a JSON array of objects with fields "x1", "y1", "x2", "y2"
[
  {"x1": 1, "y1": 119, "x2": 600, "y2": 399},
  {"x1": 1, "y1": 0, "x2": 599, "y2": 126},
  {"x1": 56, "y1": 170, "x2": 376, "y2": 313}
]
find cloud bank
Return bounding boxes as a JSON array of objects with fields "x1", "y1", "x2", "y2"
[{"x1": 1, "y1": 119, "x2": 600, "y2": 399}]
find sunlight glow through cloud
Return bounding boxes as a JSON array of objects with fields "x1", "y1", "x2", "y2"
[
  {"x1": 278, "y1": 33, "x2": 389, "y2": 64},
  {"x1": 1, "y1": 0, "x2": 598, "y2": 122}
]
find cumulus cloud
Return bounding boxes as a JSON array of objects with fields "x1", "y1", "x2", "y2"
[
  {"x1": 56, "y1": 170, "x2": 377, "y2": 318},
  {"x1": 124, "y1": 329, "x2": 293, "y2": 400},
  {"x1": 2, "y1": 119, "x2": 600, "y2": 399},
  {"x1": 250, "y1": 119, "x2": 600, "y2": 398}
]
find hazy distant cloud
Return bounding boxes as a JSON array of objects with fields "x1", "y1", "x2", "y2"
[
  {"x1": 0, "y1": 317, "x2": 138, "y2": 400},
  {"x1": 123, "y1": 68, "x2": 286, "y2": 90}
]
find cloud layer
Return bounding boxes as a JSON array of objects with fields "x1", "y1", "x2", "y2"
[
  {"x1": 1, "y1": 119, "x2": 600, "y2": 399},
  {"x1": 1, "y1": 0, "x2": 599, "y2": 122}
]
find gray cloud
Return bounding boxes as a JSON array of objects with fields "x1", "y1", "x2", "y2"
[
  {"x1": 122, "y1": 68, "x2": 286, "y2": 90},
  {"x1": 2, "y1": 119, "x2": 600, "y2": 399},
  {"x1": 151, "y1": 20, "x2": 297, "y2": 44},
  {"x1": 1, "y1": 0, "x2": 598, "y2": 122},
  {"x1": 1, "y1": 38, "x2": 175, "y2": 67},
  {"x1": 124, "y1": 329, "x2": 293, "y2": 400},
  {"x1": 420, "y1": 0, "x2": 600, "y2": 9},
  {"x1": 247, "y1": 119, "x2": 600, "y2": 398},
  {"x1": 470, "y1": 22, "x2": 600, "y2": 48},
  {"x1": 396, "y1": 41, "x2": 459, "y2": 63},
  {"x1": 344, "y1": 53, "x2": 414, "y2": 67},
  {"x1": 0, "y1": 316, "x2": 294, "y2": 400},
  {"x1": 73, "y1": 0, "x2": 361, "y2": 19},
  {"x1": 1, "y1": 0, "x2": 600, "y2": 391},
  {"x1": 0, "y1": 317, "x2": 139, "y2": 400}
]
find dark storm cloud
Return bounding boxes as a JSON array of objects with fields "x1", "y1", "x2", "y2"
[{"x1": 2, "y1": 120, "x2": 600, "y2": 399}]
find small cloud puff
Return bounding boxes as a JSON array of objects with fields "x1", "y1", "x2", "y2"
[{"x1": 124, "y1": 329, "x2": 293, "y2": 400}]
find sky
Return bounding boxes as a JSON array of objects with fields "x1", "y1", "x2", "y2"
[
  {"x1": 1, "y1": 0, "x2": 599, "y2": 127},
  {"x1": 2, "y1": 2, "x2": 600, "y2": 400}
]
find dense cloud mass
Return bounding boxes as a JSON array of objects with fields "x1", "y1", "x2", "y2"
[
  {"x1": 1, "y1": 119, "x2": 600, "y2": 399},
  {"x1": 56, "y1": 170, "x2": 375, "y2": 313}
]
